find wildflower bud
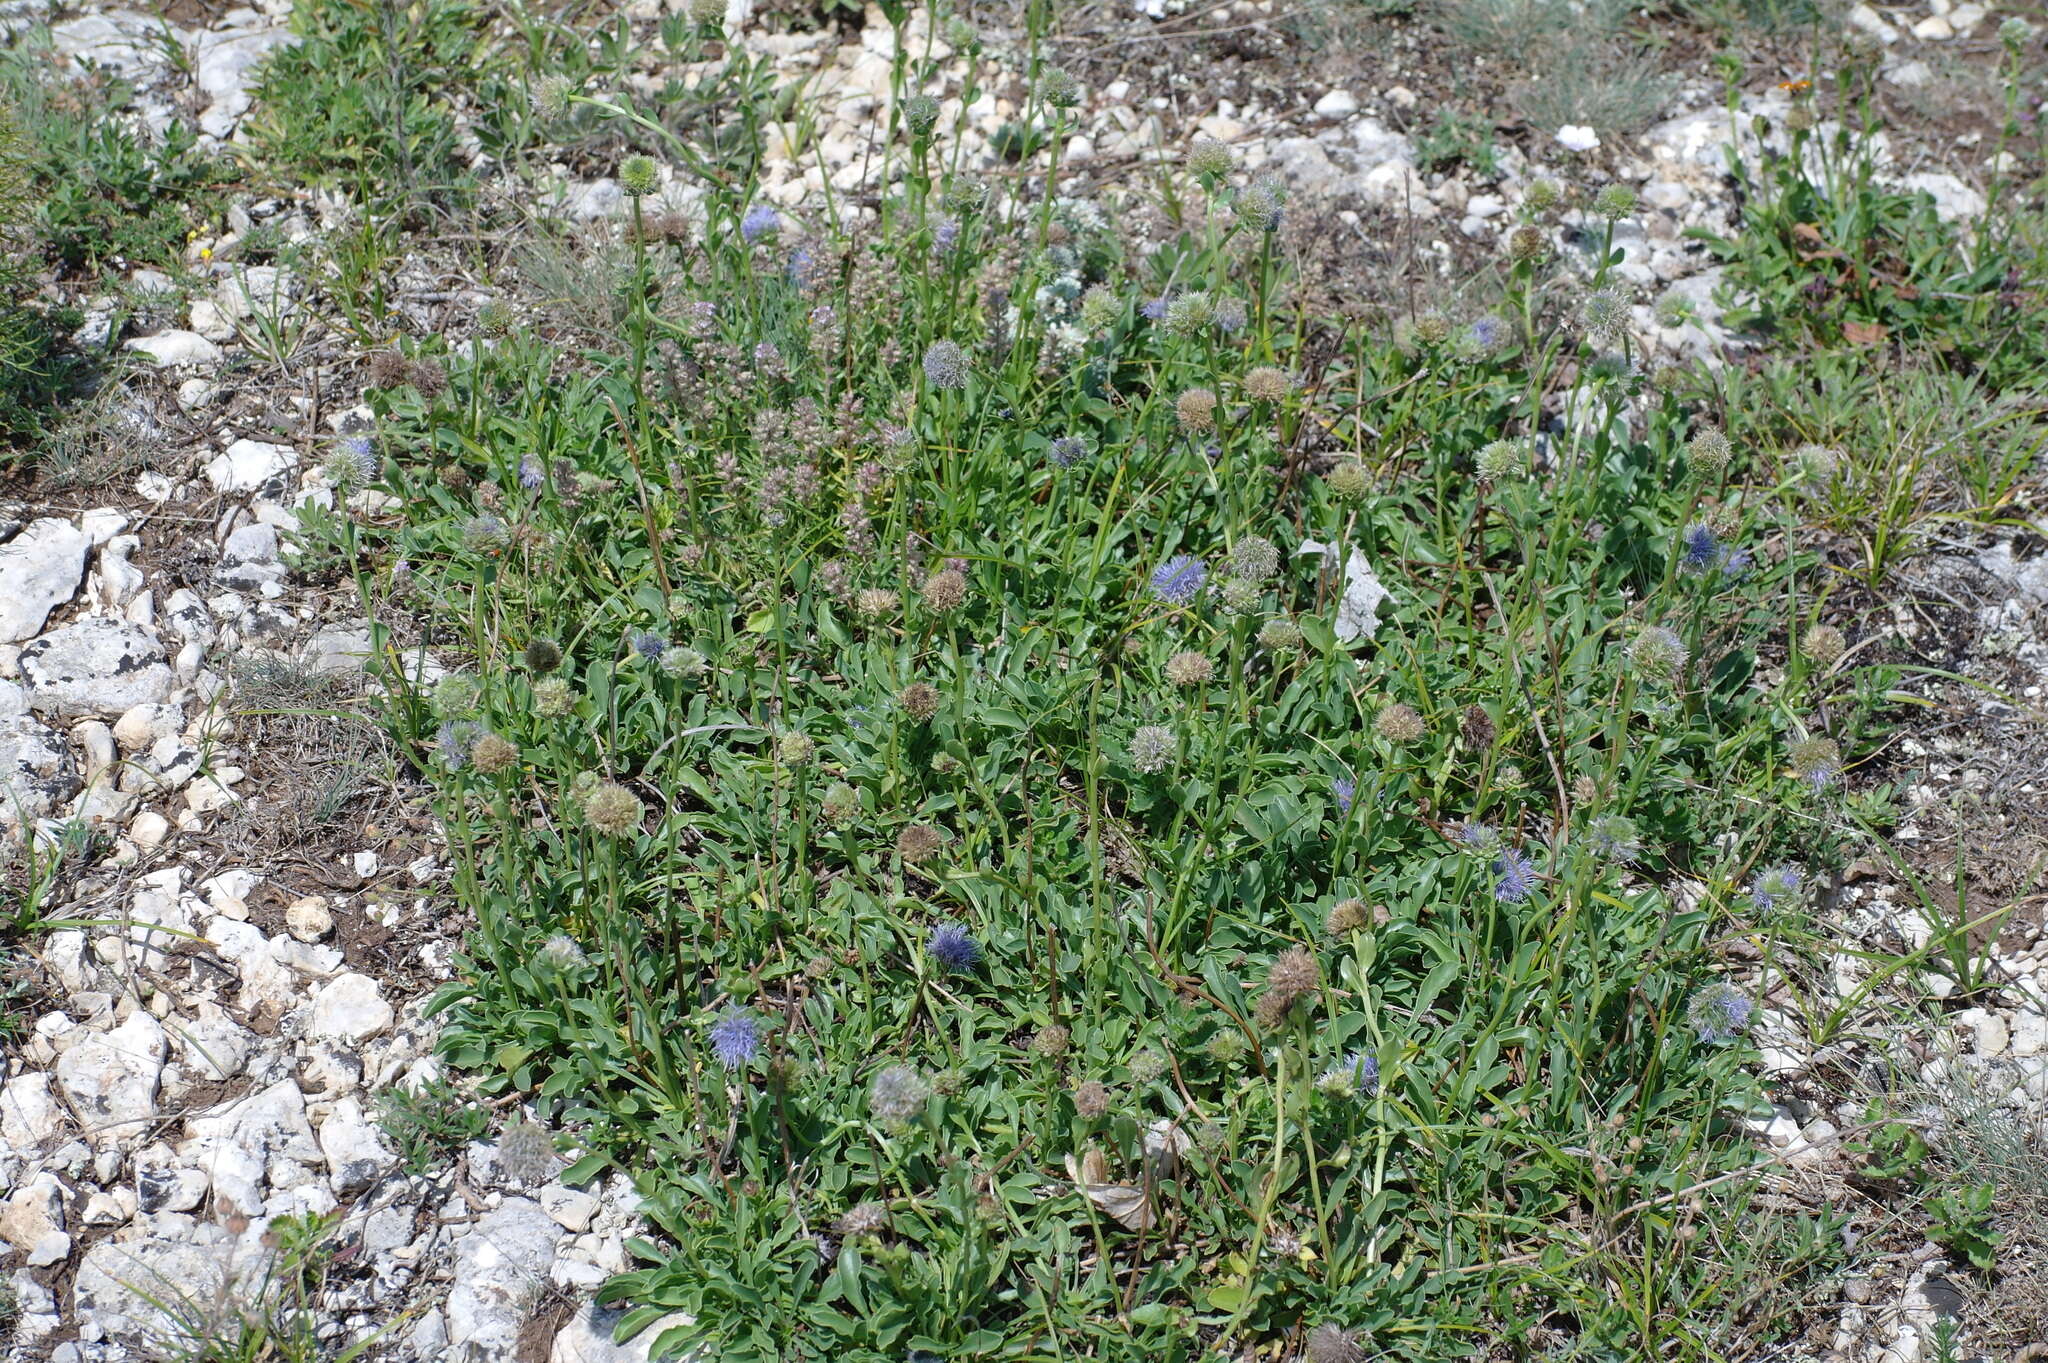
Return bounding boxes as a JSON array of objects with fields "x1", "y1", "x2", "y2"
[
  {"x1": 523, "y1": 637, "x2": 562, "y2": 671},
  {"x1": 1593, "y1": 183, "x2": 1637, "y2": 219},
  {"x1": 1460, "y1": 704, "x2": 1496, "y2": 750},
  {"x1": 1175, "y1": 387, "x2": 1218, "y2": 434},
  {"x1": 869, "y1": 1065, "x2": 931, "y2": 1126},
  {"x1": 1164, "y1": 291, "x2": 1216, "y2": 337},
  {"x1": 837, "y1": 1202, "x2": 888, "y2": 1238},
  {"x1": 1801, "y1": 624, "x2": 1847, "y2": 667},
  {"x1": 922, "y1": 339, "x2": 970, "y2": 390},
  {"x1": 854, "y1": 587, "x2": 900, "y2": 621},
  {"x1": 581, "y1": 781, "x2": 643, "y2": 836},
  {"x1": 1073, "y1": 1079, "x2": 1112, "y2": 1118},
  {"x1": 821, "y1": 781, "x2": 859, "y2": 824},
  {"x1": 900, "y1": 94, "x2": 940, "y2": 136},
  {"x1": 921, "y1": 569, "x2": 968, "y2": 612},
  {"x1": 1164, "y1": 650, "x2": 1214, "y2": 687},
  {"x1": 532, "y1": 677, "x2": 574, "y2": 716},
  {"x1": 895, "y1": 824, "x2": 944, "y2": 862},
  {"x1": 2000, "y1": 16, "x2": 2030, "y2": 50},
  {"x1": 1305, "y1": 1323, "x2": 1363, "y2": 1363},
  {"x1": 1627, "y1": 625, "x2": 1689, "y2": 682},
  {"x1": 469, "y1": 733, "x2": 519, "y2": 775},
  {"x1": 776, "y1": 731, "x2": 815, "y2": 766},
  {"x1": 1187, "y1": 137, "x2": 1234, "y2": 179},
  {"x1": 1686, "y1": 425, "x2": 1733, "y2": 479},
  {"x1": 1079, "y1": 285, "x2": 1120, "y2": 332},
  {"x1": 618, "y1": 155, "x2": 659, "y2": 198},
  {"x1": 1324, "y1": 898, "x2": 1372, "y2": 935},
  {"x1": 1375, "y1": 702, "x2": 1425, "y2": 743},
  {"x1": 1232, "y1": 180, "x2": 1284, "y2": 233},
  {"x1": 1257, "y1": 618, "x2": 1303, "y2": 652},
  {"x1": 1267, "y1": 946, "x2": 1320, "y2": 1001},
  {"x1": 898, "y1": 682, "x2": 941, "y2": 723},
  {"x1": 1206, "y1": 1029, "x2": 1246, "y2": 1065},
  {"x1": 1325, "y1": 461, "x2": 1369, "y2": 501},
  {"x1": 1475, "y1": 438, "x2": 1525, "y2": 483},
  {"x1": 1653, "y1": 292, "x2": 1694, "y2": 329},
  {"x1": 1789, "y1": 736, "x2": 1842, "y2": 790},
  {"x1": 1219, "y1": 576, "x2": 1261, "y2": 614},
  {"x1": 1129, "y1": 724, "x2": 1175, "y2": 774},
  {"x1": 1523, "y1": 178, "x2": 1561, "y2": 213},
  {"x1": 1784, "y1": 105, "x2": 1816, "y2": 133},
  {"x1": 660, "y1": 646, "x2": 708, "y2": 679},
  {"x1": 1031, "y1": 1024, "x2": 1071, "y2": 1057},
  {"x1": 1040, "y1": 66, "x2": 1082, "y2": 109},
  {"x1": 1506, "y1": 223, "x2": 1548, "y2": 262},
  {"x1": 1244, "y1": 366, "x2": 1290, "y2": 403},
  {"x1": 1413, "y1": 311, "x2": 1453, "y2": 345},
  {"x1": 1128, "y1": 1049, "x2": 1167, "y2": 1084},
  {"x1": 530, "y1": 74, "x2": 573, "y2": 119}
]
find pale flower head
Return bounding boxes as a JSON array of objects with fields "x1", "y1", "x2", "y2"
[{"x1": 1555, "y1": 125, "x2": 1601, "y2": 153}]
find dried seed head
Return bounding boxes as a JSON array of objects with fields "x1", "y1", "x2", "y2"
[
  {"x1": 1175, "y1": 386, "x2": 1218, "y2": 434},
  {"x1": 921, "y1": 569, "x2": 968, "y2": 612},
  {"x1": 1374, "y1": 703, "x2": 1424, "y2": 743},
  {"x1": 898, "y1": 682, "x2": 941, "y2": 722},
  {"x1": 1073, "y1": 1079, "x2": 1112, "y2": 1118},
  {"x1": 581, "y1": 782, "x2": 643, "y2": 836},
  {"x1": 1164, "y1": 650, "x2": 1215, "y2": 687}
]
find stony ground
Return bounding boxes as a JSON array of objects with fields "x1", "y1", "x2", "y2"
[{"x1": 1, "y1": 0, "x2": 2044, "y2": 1359}]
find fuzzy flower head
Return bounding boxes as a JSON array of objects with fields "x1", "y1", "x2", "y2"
[
  {"x1": 1165, "y1": 650, "x2": 1214, "y2": 687},
  {"x1": 1454, "y1": 820, "x2": 1501, "y2": 855},
  {"x1": 1789, "y1": 736, "x2": 1842, "y2": 791},
  {"x1": 1801, "y1": 624, "x2": 1847, "y2": 667},
  {"x1": 739, "y1": 203, "x2": 779, "y2": 242},
  {"x1": 1187, "y1": 137, "x2": 1234, "y2": 179},
  {"x1": 628, "y1": 629, "x2": 668, "y2": 661},
  {"x1": 1686, "y1": 426, "x2": 1733, "y2": 479},
  {"x1": 1228, "y1": 535, "x2": 1280, "y2": 583},
  {"x1": 1243, "y1": 366, "x2": 1290, "y2": 403},
  {"x1": 1578, "y1": 288, "x2": 1631, "y2": 347},
  {"x1": 1163, "y1": 290, "x2": 1216, "y2": 337},
  {"x1": 1475, "y1": 437, "x2": 1527, "y2": 483},
  {"x1": 1314, "y1": 1051, "x2": 1381, "y2": 1100},
  {"x1": 900, "y1": 93, "x2": 941, "y2": 136},
  {"x1": 898, "y1": 682, "x2": 941, "y2": 723},
  {"x1": 1305, "y1": 1323, "x2": 1364, "y2": 1363},
  {"x1": 1232, "y1": 179, "x2": 1284, "y2": 233},
  {"x1": 1750, "y1": 863, "x2": 1803, "y2": 912},
  {"x1": 1214, "y1": 296, "x2": 1249, "y2": 333},
  {"x1": 1493, "y1": 849, "x2": 1539, "y2": 903},
  {"x1": 537, "y1": 934, "x2": 589, "y2": 971},
  {"x1": 1039, "y1": 65, "x2": 1082, "y2": 109},
  {"x1": 1582, "y1": 813, "x2": 1643, "y2": 865},
  {"x1": 710, "y1": 1008, "x2": 763, "y2": 1069},
  {"x1": 497, "y1": 1119, "x2": 556, "y2": 1185},
  {"x1": 1375, "y1": 703, "x2": 1424, "y2": 744},
  {"x1": 1678, "y1": 523, "x2": 1723, "y2": 575},
  {"x1": 1325, "y1": 461, "x2": 1370, "y2": 500},
  {"x1": 896, "y1": 824, "x2": 945, "y2": 862},
  {"x1": 920, "y1": 569, "x2": 968, "y2": 612},
  {"x1": 1628, "y1": 625, "x2": 1689, "y2": 682},
  {"x1": 1048, "y1": 435, "x2": 1090, "y2": 468},
  {"x1": 1332, "y1": 776, "x2": 1356, "y2": 814},
  {"x1": 1258, "y1": 617, "x2": 1304, "y2": 652},
  {"x1": 869, "y1": 1064, "x2": 931, "y2": 1126},
  {"x1": 1592, "y1": 183, "x2": 1637, "y2": 219},
  {"x1": 463, "y1": 514, "x2": 510, "y2": 554},
  {"x1": 618, "y1": 155, "x2": 659, "y2": 197},
  {"x1": 928, "y1": 922, "x2": 981, "y2": 975},
  {"x1": 581, "y1": 781, "x2": 643, "y2": 837},
  {"x1": 532, "y1": 677, "x2": 574, "y2": 716},
  {"x1": 1506, "y1": 222, "x2": 1548, "y2": 263},
  {"x1": 1130, "y1": 724, "x2": 1175, "y2": 774},
  {"x1": 1687, "y1": 983, "x2": 1753, "y2": 1044},
  {"x1": 922, "y1": 339, "x2": 970, "y2": 390},
  {"x1": 1073, "y1": 1079, "x2": 1112, "y2": 1118},
  {"x1": 1175, "y1": 386, "x2": 1218, "y2": 434},
  {"x1": 1150, "y1": 554, "x2": 1207, "y2": 605},
  {"x1": 323, "y1": 435, "x2": 378, "y2": 489},
  {"x1": 660, "y1": 646, "x2": 709, "y2": 679}
]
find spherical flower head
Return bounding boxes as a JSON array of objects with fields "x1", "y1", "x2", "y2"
[
  {"x1": 1187, "y1": 137, "x2": 1234, "y2": 179},
  {"x1": 739, "y1": 202, "x2": 779, "y2": 243},
  {"x1": 1325, "y1": 460, "x2": 1370, "y2": 501},
  {"x1": 854, "y1": 587, "x2": 901, "y2": 622},
  {"x1": 463, "y1": 514, "x2": 510, "y2": 554},
  {"x1": 1315, "y1": 1051, "x2": 1380, "y2": 1100},
  {"x1": 1524, "y1": 178, "x2": 1563, "y2": 213},
  {"x1": 1217, "y1": 576, "x2": 1261, "y2": 615},
  {"x1": 900, "y1": 93, "x2": 940, "y2": 136},
  {"x1": 898, "y1": 682, "x2": 941, "y2": 723},
  {"x1": 1687, "y1": 982, "x2": 1753, "y2": 1044},
  {"x1": 1039, "y1": 65, "x2": 1082, "y2": 109},
  {"x1": 1243, "y1": 366, "x2": 1290, "y2": 403},
  {"x1": 1790, "y1": 442, "x2": 1841, "y2": 488},
  {"x1": 1232, "y1": 180, "x2": 1284, "y2": 233},
  {"x1": 1455, "y1": 820, "x2": 1501, "y2": 855},
  {"x1": 469, "y1": 732, "x2": 519, "y2": 776},
  {"x1": 432, "y1": 673, "x2": 481, "y2": 717},
  {"x1": 497, "y1": 1119, "x2": 557, "y2": 1185},
  {"x1": 1324, "y1": 898, "x2": 1372, "y2": 935},
  {"x1": 1628, "y1": 625, "x2": 1689, "y2": 682},
  {"x1": 1493, "y1": 849, "x2": 1539, "y2": 903},
  {"x1": 922, "y1": 338, "x2": 970, "y2": 390},
  {"x1": 1801, "y1": 624, "x2": 1847, "y2": 667},
  {"x1": 1150, "y1": 554, "x2": 1207, "y2": 605},
  {"x1": 1375, "y1": 702, "x2": 1425, "y2": 744},
  {"x1": 1305, "y1": 1322, "x2": 1364, "y2": 1363},
  {"x1": 1164, "y1": 290, "x2": 1215, "y2": 337},
  {"x1": 1227, "y1": 535, "x2": 1280, "y2": 583},
  {"x1": 1578, "y1": 287, "x2": 1631, "y2": 347},
  {"x1": 896, "y1": 823, "x2": 944, "y2": 862},
  {"x1": 1079, "y1": 285, "x2": 1120, "y2": 332},
  {"x1": 1580, "y1": 812, "x2": 1643, "y2": 865},
  {"x1": 835, "y1": 1202, "x2": 888, "y2": 1238},
  {"x1": 1593, "y1": 183, "x2": 1637, "y2": 219},
  {"x1": 519, "y1": 635, "x2": 562, "y2": 673},
  {"x1": 928, "y1": 921, "x2": 981, "y2": 974},
  {"x1": 1072, "y1": 1079, "x2": 1112, "y2": 1119},
  {"x1": 1750, "y1": 863, "x2": 1803, "y2": 912},
  {"x1": 1678, "y1": 523, "x2": 1722, "y2": 576},
  {"x1": 530, "y1": 73, "x2": 574, "y2": 119},
  {"x1": 1999, "y1": 15, "x2": 2029, "y2": 49},
  {"x1": 1460, "y1": 705, "x2": 1496, "y2": 750},
  {"x1": 1165, "y1": 650, "x2": 1214, "y2": 687},
  {"x1": 618, "y1": 155, "x2": 659, "y2": 198},
  {"x1": 1175, "y1": 387, "x2": 1218, "y2": 434},
  {"x1": 659, "y1": 646, "x2": 709, "y2": 680},
  {"x1": 1258, "y1": 617, "x2": 1304, "y2": 652},
  {"x1": 1789, "y1": 736, "x2": 1842, "y2": 790},
  {"x1": 1475, "y1": 437, "x2": 1526, "y2": 483},
  {"x1": 532, "y1": 677, "x2": 574, "y2": 717},
  {"x1": 1027, "y1": 1023, "x2": 1071, "y2": 1059},
  {"x1": 921, "y1": 569, "x2": 967, "y2": 612},
  {"x1": 1048, "y1": 435, "x2": 1089, "y2": 467},
  {"x1": 1214, "y1": 296, "x2": 1249, "y2": 333},
  {"x1": 629, "y1": 629, "x2": 668, "y2": 661},
  {"x1": 1332, "y1": 776, "x2": 1356, "y2": 814},
  {"x1": 1413, "y1": 311, "x2": 1453, "y2": 346},
  {"x1": 1466, "y1": 314, "x2": 1509, "y2": 356},
  {"x1": 689, "y1": 0, "x2": 724, "y2": 22},
  {"x1": 581, "y1": 781, "x2": 642, "y2": 836},
  {"x1": 1205, "y1": 1029, "x2": 1246, "y2": 1066},
  {"x1": 1128, "y1": 1048, "x2": 1167, "y2": 1085},
  {"x1": 869, "y1": 1064, "x2": 931, "y2": 1125},
  {"x1": 1130, "y1": 724, "x2": 1175, "y2": 774},
  {"x1": 1506, "y1": 222, "x2": 1548, "y2": 263},
  {"x1": 1686, "y1": 425, "x2": 1733, "y2": 479},
  {"x1": 1653, "y1": 291, "x2": 1695, "y2": 330},
  {"x1": 538, "y1": 934, "x2": 589, "y2": 971},
  {"x1": 435, "y1": 720, "x2": 479, "y2": 769},
  {"x1": 704, "y1": 1007, "x2": 761, "y2": 1070},
  {"x1": 775, "y1": 731, "x2": 815, "y2": 767},
  {"x1": 1267, "y1": 946, "x2": 1320, "y2": 1001},
  {"x1": 323, "y1": 436, "x2": 378, "y2": 489},
  {"x1": 821, "y1": 780, "x2": 860, "y2": 824}
]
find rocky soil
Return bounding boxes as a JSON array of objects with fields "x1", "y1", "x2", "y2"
[{"x1": 1, "y1": 0, "x2": 2043, "y2": 1359}]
